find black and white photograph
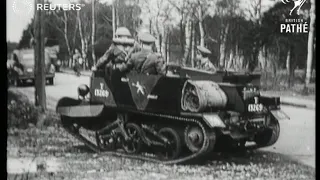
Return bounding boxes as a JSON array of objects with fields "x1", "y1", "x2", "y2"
[{"x1": 7, "y1": 0, "x2": 315, "y2": 179}]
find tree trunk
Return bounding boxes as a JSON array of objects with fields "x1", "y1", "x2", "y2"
[
  {"x1": 180, "y1": 16, "x2": 185, "y2": 54},
  {"x1": 112, "y1": 4, "x2": 116, "y2": 38},
  {"x1": 305, "y1": 0, "x2": 315, "y2": 85},
  {"x1": 191, "y1": 21, "x2": 195, "y2": 68},
  {"x1": 166, "y1": 32, "x2": 170, "y2": 64},
  {"x1": 161, "y1": 28, "x2": 167, "y2": 59},
  {"x1": 61, "y1": 11, "x2": 72, "y2": 68},
  {"x1": 77, "y1": 11, "x2": 87, "y2": 69},
  {"x1": 155, "y1": 33, "x2": 161, "y2": 53},
  {"x1": 198, "y1": 8, "x2": 205, "y2": 47},
  {"x1": 287, "y1": 50, "x2": 293, "y2": 88},
  {"x1": 116, "y1": 2, "x2": 119, "y2": 29},
  {"x1": 227, "y1": 49, "x2": 234, "y2": 69},
  {"x1": 258, "y1": 45, "x2": 267, "y2": 70},
  {"x1": 219, "y1": 23, "x2": 229, "y2": 69},
  {"x1": 286, "y1": 49, "x2": 291, "y2": 74},
  {"x1": 183, "y1": 17, "x2": 191, "y2": 66},
  {"x1": 91, "y1": 0, "x2": 96, "y2": 66},
  {"x1": 34, "y1": 0, "x2": 46, "y2": 111}
]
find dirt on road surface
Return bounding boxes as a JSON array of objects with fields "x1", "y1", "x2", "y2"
[{"x1": 7, "y1": 73, "x2": 315, "y2": 179}]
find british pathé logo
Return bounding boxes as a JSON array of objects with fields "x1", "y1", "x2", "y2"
[
  {"x1": 281, "y1": 0, "x2": 307, "y2": 16},
  {"x1": 280, "y1": 0, "x2": 309, "y2": 33}
]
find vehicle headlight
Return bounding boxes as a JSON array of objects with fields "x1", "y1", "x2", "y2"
[{"x1": 78, "y1": 84, "x2": 90, "y2": 97}]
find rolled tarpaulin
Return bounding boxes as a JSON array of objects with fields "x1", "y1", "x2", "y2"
[{"x1": 181, "y1": 80, "x2": 227, "y2": 112}]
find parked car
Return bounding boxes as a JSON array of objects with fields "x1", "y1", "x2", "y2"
[{"x1": 8, "y1": 49, "x2": 55, "y2": 86}]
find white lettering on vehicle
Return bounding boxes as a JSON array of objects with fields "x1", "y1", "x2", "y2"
[
  {"x1": 147, "y1": 95, "x2": 158, "y2": 100},
  {"x1": 94, "y1": 83, "x2": 109, "y2": 98},
  {"x1": 248, "y1": 96, "x2": 263, "y2": 112},
  {"x1": 248, "y1": 104, "x2": 263, "y2": 112}
]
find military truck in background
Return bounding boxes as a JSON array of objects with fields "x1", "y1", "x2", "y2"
[{"x1": 7, "y1": 48, "x2": 56, "y2": 86}]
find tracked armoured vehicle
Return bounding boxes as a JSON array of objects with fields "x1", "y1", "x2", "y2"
[{"x1": 56, "y1": 65, "x2": 289, "y2": 164}]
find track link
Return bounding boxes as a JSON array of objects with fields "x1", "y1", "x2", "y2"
[{"x1": 62, "y1": 111, "x2": 214, "y2": 165}]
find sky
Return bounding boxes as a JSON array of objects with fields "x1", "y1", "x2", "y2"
[{"x1": 7, "y1": 0, "x2": 275, "y2": 43}]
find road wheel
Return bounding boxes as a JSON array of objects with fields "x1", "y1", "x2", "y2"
[
  {"x1": 184, "y1": 126, "x2": 204, "y2": 152},
  {"x1": 254, "y1": 119, "x2": 280, "y2": 148},
  {"x1": 158, "y1": 127, "x2": 182, "y2": 160},
  {"x1": 121, "y1": 123, "x2": 142, "y2": 154}
]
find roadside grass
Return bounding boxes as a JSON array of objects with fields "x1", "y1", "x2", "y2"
[{"x1": 7, "y1": 89, "x2": 60, "y2": 129}]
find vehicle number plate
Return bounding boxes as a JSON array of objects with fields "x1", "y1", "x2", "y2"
[{"x1": 248, "y1": 104, "x2": 263, "y2": 112}]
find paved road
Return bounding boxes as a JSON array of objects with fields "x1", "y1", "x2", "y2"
[{"x1": 10, "y1": 73, "x2": 315, "y2": 168}]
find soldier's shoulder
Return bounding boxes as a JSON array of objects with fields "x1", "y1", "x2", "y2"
[
  {"x1": 147, "y1": 53, "x2": 158, "y2": 59},
  {"x1": 130, "y1": 52, "x2": 140, "y2": 59}
]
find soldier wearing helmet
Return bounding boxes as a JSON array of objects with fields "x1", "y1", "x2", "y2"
[
  {"x1": 124, "y1": 27, "x2": 150, "y2": 61},
  {"x1": 195, "y1": 45, "x2": 216, "y2": 72},
  {"x1": 119, "y1": 32, "x2": 165, "y2": 75},
  {"x1": 93, "y1": 27, "x2": 134, "y2": 71}
]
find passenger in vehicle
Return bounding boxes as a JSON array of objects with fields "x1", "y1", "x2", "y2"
[
  {"x1": 119, "y1": 32, "x2": 165, "y2": 75},
  {"x1": 92, "y1": 27, "x2": 134, "y2": 71},
  {"x1": 195, "y1": 46, "x2": 216, "y2": 72}
]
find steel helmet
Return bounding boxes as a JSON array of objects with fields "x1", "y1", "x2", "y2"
[
  {"x1": 136, "y1": 27, "x2": 149, "y2": 40},
  {"x1": 115, "y1": 27, "x2": 132, "y2": 37}
]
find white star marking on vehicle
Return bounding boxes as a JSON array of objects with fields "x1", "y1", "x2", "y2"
[{"x1": 132, "y1": 81, "x2": 146, "y2": 95}]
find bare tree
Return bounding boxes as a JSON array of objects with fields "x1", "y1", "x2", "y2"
[
  {"x1": 183, "y1": 16, "x2": 192, "y2": 66},
  {"x1": 52, "y1": 10, "x2": 73, "y2": 67},
  {"x1": 77, "y1": 10, "x2": 87, "y2": 70},
  {"x1": 92, "y1": 0, "x2": 96, "y2": 65},
  {"x1": 34, "y1": 0, "x2": 46, "y2": 111},
  {"x1": 112, "y1": 1, "x2": 116, "y2": 38},
  {"x1": 305, "y1": 0, "x2": 315, "y2": 85}
]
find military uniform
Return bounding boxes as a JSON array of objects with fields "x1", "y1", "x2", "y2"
[
  {"x1": 94, "y1": 27, "x2": 134, "y2": 70},
  {"x1": 120, "y1": 32, "x2": 165, "y2": 75},
  {"x1": 196, "y1": 45, "x2": 216, "y2": 72},
  {"x1": 95, "y1": 43, "x2": 129, "y2": 69}
]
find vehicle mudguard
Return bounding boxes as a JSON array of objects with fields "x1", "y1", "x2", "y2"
[
  {"x1": 202, "y1": 113, "x2": 226, "y2": 128},
  {"x1": 56, "y1": 97, "x2": 104, "y2": 118},
  {"x1": 270, "y1": 110, "x2": 290, "y2": 121}
]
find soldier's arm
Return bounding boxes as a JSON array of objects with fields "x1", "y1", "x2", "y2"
[
  {"x1": 154, "y1": 56, "x2": 166, "y2": 75},
  {"x1": 208, "y1": 61, "x2": 217, "y2": 72},
  {"x1": 125, "y1": 42, "x2": 140, "y2": 61},
  {"x1": 118, "y1": 55, "x2": 135, "y2": 72},
  {"x1": 95, "y1": 45, "x2": 115, "y2": 68}
]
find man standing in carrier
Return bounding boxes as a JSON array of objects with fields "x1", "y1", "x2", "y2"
[
  {"x1": 195, "y1": 45, "x2": 216, "y2": 72},
  {"x1": 119, "y1": 32, "x2": 166, "y2": 75},
  {"x1": 92, "y1": 27, "x2": 135, "y2": 72}
]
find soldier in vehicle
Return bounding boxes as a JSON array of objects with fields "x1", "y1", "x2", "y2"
[
  {"x1": 124, "y1": 27, "x2": 149, "y2": 61},
  {"x1": 92, "y1": 27, "x2": 134, "y2": 71},
  {"x1": 195, "y1": 45, "x2": 216, "y2": 72},
  {"x1": 119, "y1": 32, "x2": 165, "y2": 75}
]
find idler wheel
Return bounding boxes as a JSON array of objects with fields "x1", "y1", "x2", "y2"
[
  {"x1": 158, "y1": 127, "x2": 182, "y2": 160},
  {"x1": 254, "y1": 119, "x2": 280, "y2": 147},
  {"x1": 184, "y1": 126, "x2": 205, "y2": 153},
  {"x1": 121, "y1": 123, "x2": 142, "y2": 154}
]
